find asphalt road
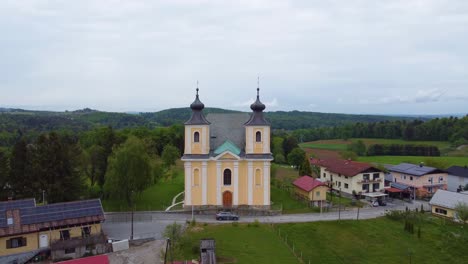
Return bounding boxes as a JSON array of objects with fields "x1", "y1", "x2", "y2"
[{"x1": 103, "y1": 200, "x2": 430, "y2": 240}]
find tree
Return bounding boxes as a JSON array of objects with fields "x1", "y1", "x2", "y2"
[
  {"x1": 287, "y1": 148, "x2": 305, "y2": 169},
  {"x1": 299, "y1": 155, "x2": 312, "y2": 176},
  {"x1": 83, "y1": 145, "x2": 106, "y2": 187},
  {"x1": 455, "y1": 202, "x2": 468, "y2": 225},
  {"x1": 9, "y1": 139, "x2": 35, "y2": 199},
  {"x1": 283, "y1": 136, "x2": 298, "y2": 157},
  {"x1": 104, "y1": 136, "x2": 153, "y2": 206},
  {"x1": 339, "y1": 151, "x2": 358, "y2": 161},
  {"x1": 161, "y1": 145, "x2": 180, "y2": 168},
  {"x1": 347, "y1": 140, "x2": 366, "y2": 156},
  {"x1": 0, "y1": 150, "x2": 10, "y2": 198},
  {"x1": 274, "y1": 153, "x2": 286, "y2": 164}
]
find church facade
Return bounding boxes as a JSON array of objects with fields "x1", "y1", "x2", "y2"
[{"x1": 181, "y1": 88, "x2": 273, "y2": 209}]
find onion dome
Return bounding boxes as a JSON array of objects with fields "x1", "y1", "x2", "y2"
[
  {"x1": 244, "y1": 87, "x2": 270, "y2": 126},
  {"x1": 185, "y1": 88, "x2": 210, "y2": 125}
]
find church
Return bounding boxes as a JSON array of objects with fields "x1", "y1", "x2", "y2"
[{"x1": 181, "y1": 87, "x2": 273, "y2": 209}]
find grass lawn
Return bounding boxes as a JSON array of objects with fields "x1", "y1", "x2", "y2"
[
  {"x1": 301, "y1": 138, "x2": 451, "y2": 149},
  {"x1": 102, "y1": 162, "x2": 185, "y2": 211},
  {"x1": 357, "y1": 155, "x2": 468, "y2": 167},
  {"x1": 176, "y1": 224, "x2": 298, "y2": 264},
  {"x1": 177, "y1": 217, "x2": 467, "y2": 264}
]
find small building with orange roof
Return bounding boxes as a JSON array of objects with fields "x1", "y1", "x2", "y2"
[{"x1": 292, "y1": 176, "x2": 329, "y2": 206}]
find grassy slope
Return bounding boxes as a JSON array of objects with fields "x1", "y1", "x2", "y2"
[
  {"x1": 357, "y1": 156, "x2": 467, "y2": 166},
  {"x1": 300, "y1": 138, "x2": 451, "y2": 150},
  {"x1": 179, "y1": 224, "x2": 299, "y2": 264},
  {"x1": 102, "y1": 163, "x2": 185, "y2": 211},
  {"x1": 179, "y1": 217, "x2": 466, "y2": 264}
]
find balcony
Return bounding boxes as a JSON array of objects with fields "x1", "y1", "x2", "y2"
[
  {"x1": 357, "y1": 178, "x2": 382, "y2": 184},
  {"x1": 50, "y1": 233, "x2": 107, "y2": 251}
]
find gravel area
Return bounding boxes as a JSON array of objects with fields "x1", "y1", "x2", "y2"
[{"x1": 108, "y1": 239, "x2": 166, "y2": 264}]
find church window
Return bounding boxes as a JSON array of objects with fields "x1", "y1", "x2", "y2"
[
  {"x1": 223, "y1": 169, "x2": 232, "y2": 186},
  {"x1": 255, "y1": 169, "x2": 262, "y2": 186},
  {"x1": 256, "y1": 131, "x2": 262, "y2": 142},
  {"x1": 192, "y1": 169, "x2": 200, "y2": 187},
  {"x1": 194, "y1": 131, "x2": 200, "y2": 142}
]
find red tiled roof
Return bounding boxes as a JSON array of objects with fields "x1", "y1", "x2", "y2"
[
  {"x1": 310, "y1": 158, "x2": 380, "y2": 177},
  {"x1": 293, "y1": 176, "x2": 328, "y2": 192},
  {"x1": 57, "y1": 255, "x2": 109, "y2": 264},
  {"x1": 385, "y1": 187, "x2": 403, "y2": 193}
]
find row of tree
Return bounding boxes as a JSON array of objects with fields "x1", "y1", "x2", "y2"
[
  {"x1": 0, "y1": 125, "x2": 183, "y2": 204},
  {"x1": 367, "y1": 144, "x2": 440, "y2": 156},
  {"x1": 291, "y1": 116, "x2": 468, "y2": 145}
]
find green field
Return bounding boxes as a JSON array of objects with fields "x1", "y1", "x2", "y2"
[
  {"x1": 102, "y1": 164, "x2": 185, "y2": 211},
  {"x1": 357, "y1": 155, "x2": 467, "y2": 167},
  {"x1": 176, "y1": 217, "x2": 467, "y2": 264}
]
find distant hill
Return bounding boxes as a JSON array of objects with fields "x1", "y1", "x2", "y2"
[{"x1": 0, "y1": 107, "x2": 425, "y2": 135}]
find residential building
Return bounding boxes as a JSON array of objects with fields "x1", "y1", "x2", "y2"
[
  {"x1": 429, "y1": 189, "x2": 468, "y2": 221},
  {"x1": 388, "y1": 163, "x2": 447, "y2": 198},
  {"x1": 311, "y1": 159, "x2": 385, "y2": 196},
  {"x1": 446, "y1": 165, "x2": 468, "y2": 192},
  {"x1": 182, "y1": 88, "x2": 273, "y2": 209},
  {"x1": 0, "y1": 199, "x2": 106, "y2": 263},
  {"x1": 292, "y1": 176, "x2": 329, "y2": 206}
]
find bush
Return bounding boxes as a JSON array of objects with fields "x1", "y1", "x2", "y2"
[
  {"x1": 252, "y1": 219, "x2": 260, "y2": 227},
  {"x1": 385, "y1": 210, "x2": 406, "y2": 221}
]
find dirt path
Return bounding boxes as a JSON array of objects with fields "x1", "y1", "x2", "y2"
[{"x1": 108, "y1": 239, "x2": 166, "y2": 264}]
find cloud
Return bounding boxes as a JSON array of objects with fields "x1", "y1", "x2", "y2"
[{"x1": 360, "y1": 88, "x2": 452, "y2": 105}]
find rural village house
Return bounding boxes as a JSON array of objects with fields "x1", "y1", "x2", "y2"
[
  {"x1": 446, "y1": 165, "x2": 468, "y2": 192},
  {"x1": 388, "y1": 163, "x2": 447, "y2": 199},
  {"x1": 0, "y1": 199, "x2": 106, "y2": 263},
  {"x1": 310, "y1": 158, "x2": 385, "y2": 197},
  {"x1": 429, "y1": 189, "x2": 468, "y2": 221},
  {"x1": 181, "y1": 88, "x2": 273, "y2": 209},
  {"x1": 292, "y1": 176, "x2": 329, "y2": 207}
]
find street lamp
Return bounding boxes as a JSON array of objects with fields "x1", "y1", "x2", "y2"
[
  {"x1": 130, "y1": 190, "x2": 134, "y2": 240},
  {"x1": 42, "y1": 190, "x2": 46, "y2": 205}
]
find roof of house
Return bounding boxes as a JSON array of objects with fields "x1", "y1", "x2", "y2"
[
  {"x1": 0, "y1": 199, "x2": 105, "y2": 237},
  {"x1": 206, "y1": 113, "x2": 249, "y2": 152},
  {"x1": 446, "y1": 165, "x2": 468, "y2": 178},
  {"x1": 310, "y1": 158, "x2": 381, "y2": 177},
  {"x1": 429, "y1": 189, "x2": 468, "y2": 209},
  {"x1": 390, "y1": 182, "x2": 411, "y2": 190},
  {"x1": 388, "y1": 163, "x2": 446, "y2": 176},
  {"x1": 293, "y1": 176, "x2": 328, "y2": 192}
]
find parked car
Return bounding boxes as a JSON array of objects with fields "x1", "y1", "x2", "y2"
[
  {"x1": 216, "y1": 211, "x2": 239, "y2": 221},
  {"x1": 371, "y1": 200, "x2": 379, "y2": 207},
  {"x1": 378, "y1": 199, "x2": 387, "y2": 206}
]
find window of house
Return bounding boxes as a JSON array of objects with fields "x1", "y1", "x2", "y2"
[
  {"x1": 428, "y1": 177, "x2": 433, "y2": 183},
  {"x1": 338, "y1": 182, "x2": 341, "y2": 187},
  {"x1": 345, "y1": 176, "x2": 348, "y2": 179},
  {"x1": 194, "y1": 131, "x2": 200, "y2": 143},
  {"x1": 192, "y1": 169, "x2": 200, "y2": 187},
  {"x1": 6, "y1": 237, "x2": 26, "y2": 249},
  {"x1": 373, "y1": 183, "x2": 380, "y2": 191},
  {"x1": 65, "y1": 248, "x2": 76, "y2": 254},
  {"x1": 82, "y1": 226, "x2": 91, "y2": 238},
  {"x1": 315, "y1": 191, "x2": 320, "y2": 197},
  {"x1": 255, "y1": 131, "x2": 262, "y2": 142},
  {"x1": 323, "y1": 173, "x2": 326, "y2": 178},
  {"x1": 255, "y1": 169, "x2": 262, "y2": 186},
  {"x1": 403, "y1": 175, "x2": 407, "y2": 180},
  {"x1": 363, "y1": 174, "x2": 370, "y2": 180},
  {"x1": 344, "y1": 183, "x2": 349, "y2": 189},
  {"x1": 428, "y1": 187, "x2": 433, "y2": 193},
  {"x1": 435, "y1": 208, "x2": 447, "y2": 215},
  {"x1": 439, "y1": 177, "x2": 444, "y2": 183},
  {"x1": 373, "y1": 173, "x2": 379, "y2": 179},
  {"x1": 363, "y1": 184, "x2": 369, "y2": 191},
  {"x1": 410, "y1": 176, "x2": 413, "y2": 181},
  {"x1": 7, "y1": 218, "x2": 13, "y2": 225},
  {"x1": 60, "y1": 230, "x2": 70, "y2": 240},
  {"x1": 223, "y1": 169, "x2": 232, "y2": 186}
]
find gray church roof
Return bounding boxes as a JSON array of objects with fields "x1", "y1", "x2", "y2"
[{"x1": 206, "y1": 113, "x2": 249, "y2": 151}]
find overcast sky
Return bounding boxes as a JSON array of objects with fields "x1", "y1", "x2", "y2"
[{"x1": 1, "y1": 1, "x2": 467, "y2": 115}]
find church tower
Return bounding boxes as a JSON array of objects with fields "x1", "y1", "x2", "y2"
[
  {"x1": 184, "y1": 88, "x2": 210, "y2": 155},
  {"x1": 244, "y1": 87, "x2": 270, "y2": 155}
]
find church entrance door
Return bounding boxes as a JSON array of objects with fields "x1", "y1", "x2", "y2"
[{"x1": 222, "y1": 191, "x2": 232, "y2": 207}]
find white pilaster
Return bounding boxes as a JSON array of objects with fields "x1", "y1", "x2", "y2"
[
  {"x1": 184, "y1": 127, "x2": 191, "y2": 154},
  {"x1": 202, "y1": 161, "x2": 207, "y2": 205},
  {"x1": 202, "y1": 126, "x2": 207, "y2": 154},
  {"x1": 263, "y1": 127, "x2": 270, "y2": 153},
  {"x1": 248, "y1": 161, "x2": 253, "y2": 205},
  {"x1": 184, "y1": 162, "x2": 192, "y2": 205},
  {"x1": 234, "y1": 161, "x2": 239, "y2": 205},
  {"x1": 216, "y1": 162, "x2": 222, "y2": 205},
  {"x1": 246, "y1": 127, "x2": 253, "y2": 153},
  {"x1": 263, "y1": 161, "x2": 270, "y2": 205}
]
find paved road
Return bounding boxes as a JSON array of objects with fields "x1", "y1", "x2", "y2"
[{"x1": 103, "y1": 200, "x2": 430, "y2": 240}]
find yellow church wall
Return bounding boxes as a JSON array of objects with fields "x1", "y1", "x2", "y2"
[
  {"x1": 190, "y1": 161, "x2": 202, "y2": 205},
  {"x1": 207, "y1": 162, "x2": 218, "y2": 205},
  {"x1": 190, "y1": 128, "x2": 202, "y2": 154},
  {"x1": 238, "y1": 162, "x2": 248, "y2": 205}
]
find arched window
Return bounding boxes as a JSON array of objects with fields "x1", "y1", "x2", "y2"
[
  {"x1": 192, "y1": 169, "x2": 200, "y2": 187},
  {"x1": 256, "y1": 131, "x2": 262, "y2": 142},
  {"x1": 223, "y1": 169, "x2": 232, "y2": 186},
  {"x1": 255, "y1": 168, "x2": 262, "y2": 186},
  {"x1": 194, "y1": 131, "x2": 200, "y2": 142}
]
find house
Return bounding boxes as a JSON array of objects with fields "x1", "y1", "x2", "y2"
[
  {"x1": 0, "y1": 198, "x2": 106, "y2": 263},
  {"x1": 310, "y1": 158, "x2": 385, "y2": 197},
  {"x1": 181, "y1": 88, "x2": 273, "y2": 209},
  {"x1": 388, "y1": 163, "x2": 447, "y2": 199},
  {"x1": 446, "y1": 165, "x2": 468, "y2": 192},
  {"x1": 292, "y1": 176, "x2": 328, "y2": 206},
  {"x1": 429, "y1": 189, "x2": 468, "y2": 221}
]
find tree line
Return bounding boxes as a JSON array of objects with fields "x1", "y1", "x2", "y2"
[
  {"x1": 0, "y1": 125, "x2": 183, "y2": 204},
  {"x1": 291, "y1": 116, "x2": 468, "y2": 145}
]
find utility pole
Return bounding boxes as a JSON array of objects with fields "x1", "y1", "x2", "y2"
[
  {"x1": 338, "y1": 188, "x2": 341, "y2": 220},
  {"x1": 130, "y1": 190, "x2": 134, "y2": 240},
  {"x1": 42, "y1": 190, "x2": 46, "y2": 205}
]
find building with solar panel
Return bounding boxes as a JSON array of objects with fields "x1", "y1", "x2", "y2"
[{"x1": 0, "y1": 198, "x2": 106, "y2": 263}]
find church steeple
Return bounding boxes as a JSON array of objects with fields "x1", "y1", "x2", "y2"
[
  {"x1": 244, "y1": 86, "x2": 270, "y2": 126},
  {"x1": 185, "y1": 86, "x2": 210, "y2": 125}
]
